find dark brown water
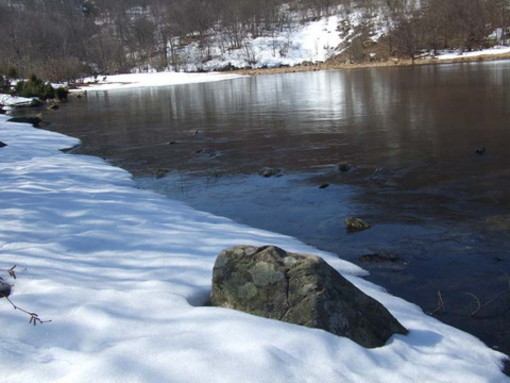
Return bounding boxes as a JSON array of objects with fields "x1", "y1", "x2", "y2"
[{"x1": 38, "y1": 62, "x2": 510, "y2": 356}]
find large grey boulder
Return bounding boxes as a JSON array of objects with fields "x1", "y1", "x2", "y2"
[{"x1": 211, "y1": 245, "x2": 407, "y2": 348}]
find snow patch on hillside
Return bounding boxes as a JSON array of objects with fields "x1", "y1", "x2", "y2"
[
  {"x1": 175, "y1": 15, "x2": 346, "y2": 72},
  {"x1": 220, "y1": 15, "x2": 338, "y2": 70}
]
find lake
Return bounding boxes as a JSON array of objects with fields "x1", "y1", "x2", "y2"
[{"x1": 40, "y1": 62, "x2": 510, "y2": 356}]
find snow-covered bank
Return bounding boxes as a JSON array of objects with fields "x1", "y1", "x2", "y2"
[
  {"x1": 76, "y1": 45, "x2": 510, "y2": 93},
  {"x1": 0, "y1": 94, "x2": 35, "y2": 108},
  {"x1": 0, "y1": 115, "x2": 508, "y2": 382},
  {"x1": 436, "y1": 46, "x2": 510, "y2": 60},
  {"x1": 80, "y1": 71, "x2": 246, "y2": 91}
]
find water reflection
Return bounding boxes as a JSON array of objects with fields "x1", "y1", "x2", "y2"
[
  {"x1": 43, "y1": 61, "x2": 510, "y2": 355},
  {"x1": 51, "y1": 62, "x2": 510, "y2": 179}
]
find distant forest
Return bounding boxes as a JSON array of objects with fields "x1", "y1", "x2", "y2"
[{"x1": 0, "y1": 0, "x2": 508, "y2": 81}]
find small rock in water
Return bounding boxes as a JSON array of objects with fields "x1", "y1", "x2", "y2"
[
  {"x1": 318, "y1": 183, "x2": 330, "y2": 189},
  {"x1": 476, "y1": 146, "x2": 486, "y2": 155},
  {"x1": 195, "y1": 148, "x2": 219, "y2": 158},
  {"x1": 258, "y1": 167, "x2": 283, "y2": 177},
  {"x1": 345, "y1": 217, "x2": 371, "y2": 233},
  {"x1": 0, "y1": 141, "x2": 7, "y2": 148},
  {"x1": 338, "y1": 163, "x2": 351, "y2": 172},
  {"x1": 155, "y1": 168, "x2": 170, "y2": 179},
  {"x1": 359, "y1": 253, "x2": 400, "y2": 263}
]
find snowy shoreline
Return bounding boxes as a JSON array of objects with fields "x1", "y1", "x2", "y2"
[
  {"x1": 72, "y1": 46, "x2": 510, "y2": 94},
  {"x1": 78, "y1": 71, "x2": 246, "y2": 92},
  {"x1": 232, "y1": 46, "x2": 510, "y2": 76},
  {"x1": 3, "y1": 45, "x2": 508, "y2": 99},
  {"x1": 1, "y1": 111, "x2": 509, "y2": 381}
]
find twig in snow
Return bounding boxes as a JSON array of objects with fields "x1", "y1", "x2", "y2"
[
  {"x1": 2, "y1": 295, "x2": 51, "y2": 325},
  {"x1": 1, "y1": 265, "x2": 51, "y2": 325},
  {"x1": 0, "y1": 265, "x2": 16, "y2": 279}
]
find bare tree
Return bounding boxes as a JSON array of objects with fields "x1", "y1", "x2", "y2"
[{"x1": 385, "y1": 0, "x2": 423, "y2": 61}]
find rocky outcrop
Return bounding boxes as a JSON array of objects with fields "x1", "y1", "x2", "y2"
[
  {"x1": 7, "y1": 116, "x2": 42, "y2": 127},
  {"x1": 211, "y1": 245, "x2": 407, "y2": 348}
]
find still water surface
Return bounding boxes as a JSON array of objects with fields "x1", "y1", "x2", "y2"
[{"x1": 43, "y1": 62, "x2": 510, "y2": 355}]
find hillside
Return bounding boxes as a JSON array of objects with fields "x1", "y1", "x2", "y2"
[{"x1": 0, "y1": 0, "x2": 509, "y2": 81}]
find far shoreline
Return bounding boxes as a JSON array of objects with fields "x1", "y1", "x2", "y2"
[
  {"x1": 70, "y1": 49, "x2": 510, "y2": 92},
  {"x1": 232, "y1": 51, "x2": 510, "y2": 76}
]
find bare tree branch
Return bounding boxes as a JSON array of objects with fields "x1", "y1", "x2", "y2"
[{"x1": 1, "y1": 265, "x2": 51, "y2": 325}]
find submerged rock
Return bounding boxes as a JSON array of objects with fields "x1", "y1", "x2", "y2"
[
  {"x1": 344, "y1": 217, "x2": 371, "y2": 233},
  {"x1": 359, "y1": 253, "x2": 400, "y2": 263},
  {"x1": 195, "y1": 148, "x2": 220, "y2": 159},
  {"x1": 258, "y1": 167, "x2": 283, "y2": 177},
  {"x1": 476, "y1": 146, "x2": 486, "y2": 155},
  {"x1": 155, "y1": 168, "x2": 170, "y2": 179},
  {"x1": 484, "y1": 215, "x2": 510, "y2": 232},
  {"x1": 211, "y1": 245, "x2": 407, "y2": 348}
]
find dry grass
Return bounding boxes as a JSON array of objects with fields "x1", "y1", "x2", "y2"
[{"x1": 231, "y1": 52, "x2": 510, "y2": 76}]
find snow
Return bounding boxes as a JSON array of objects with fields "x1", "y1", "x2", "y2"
[
  {"x1": 172, "y1": 8, "x2": 395, "y2": 72},
  {"x1": 80, "y1": 72, "x2": 246, "y2": 91},
  {"x1": 74, "y1": 8, "x2": 510, "y2": 83},
  {"x1": 0, "y1": 94, "x2": 34, "y2": 107},
  {"x1": 1, "y1": 114, "x2": 509, "y2": 382},
  {"x1": 436, "y1": 46, "x2": 510, "y2": 60},
  {"x1": 191, "y1": 15, "x2": 344, "y2": 71}
]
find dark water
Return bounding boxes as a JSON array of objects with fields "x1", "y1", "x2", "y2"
[{"x1": 38, "y1": 62, "x2": 510, "y2": 356}]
